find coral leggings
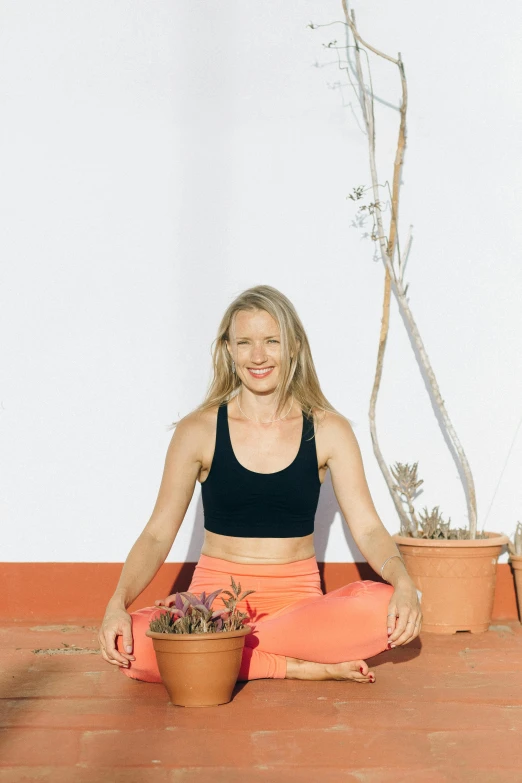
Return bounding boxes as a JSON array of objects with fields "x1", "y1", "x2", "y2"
[{"x1": 118, "y1": 553, "x2": 394, "y2": 682}]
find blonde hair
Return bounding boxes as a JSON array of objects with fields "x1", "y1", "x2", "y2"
[{"x1": 168, "y1": 285, "x2": 345, "y2": 430}]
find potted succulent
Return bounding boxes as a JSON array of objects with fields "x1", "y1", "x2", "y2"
[
  {"x1": 508, "y1": 522, "x2": 522, "y2": 623},
  {"x1": 390, "y1": 462, "x2": 508, "y2": 634},
  {"x1": 145, "y1": 576, "x2": 254, "y2": 707}
]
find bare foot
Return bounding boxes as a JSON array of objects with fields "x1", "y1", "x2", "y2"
[{"x1": 286, "y1": 657, "x2": 375, "y2": 683}]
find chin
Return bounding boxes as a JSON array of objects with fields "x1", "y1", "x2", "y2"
[{"x1": 240, "y1": 375, "x2": 279, "y2": 392}]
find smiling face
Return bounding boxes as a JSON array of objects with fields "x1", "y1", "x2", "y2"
[{"x1": 227, "y1": 309, "x2": 283, "y2": 394}]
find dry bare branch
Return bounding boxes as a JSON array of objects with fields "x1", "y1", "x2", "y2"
[{"x1": 339, "y1": 1, "x2": 478, "y2": 537}]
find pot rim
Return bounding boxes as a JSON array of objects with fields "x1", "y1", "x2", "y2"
[
  {"x1": 145, "y1": 623, "x2": 252, "y2": 641},
  {"x1": 392, "y1": 531, "x2": 509, "y2": 547}
]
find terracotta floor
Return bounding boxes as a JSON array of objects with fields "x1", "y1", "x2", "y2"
[{"x1": 1, "y1": 619, "x2": 522, "y2": 783}]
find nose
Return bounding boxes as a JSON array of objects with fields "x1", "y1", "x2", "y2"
[{"x1": 249, "y1": 343, "x2": 269, "y2": 364}]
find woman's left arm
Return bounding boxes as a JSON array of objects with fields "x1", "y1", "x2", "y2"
[{"x1": 323, "y1": 413, "x2": 422, "y2": 647}]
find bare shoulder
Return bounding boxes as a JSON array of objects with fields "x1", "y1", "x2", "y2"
[
  {"x1": 174, "y1": 404, "x2": 220, "y2": 441},
  {"x1": 310, "y1": 408, "x2": 358, "y2": 463},
  {"x1": 311, "y1": 408, "x2": 354, "y2": 436}
]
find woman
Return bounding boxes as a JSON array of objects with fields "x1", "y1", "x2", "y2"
[{"x1": 98, "y1": 285, "x2": 422, "y2": 684}]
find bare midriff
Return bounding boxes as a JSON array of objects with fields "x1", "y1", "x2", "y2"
[{"x1": 200, "y1": 529, "x2": 316, "y2": 565}]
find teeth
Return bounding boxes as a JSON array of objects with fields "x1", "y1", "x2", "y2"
[{"x1": 249, "y1": 368, "x2": 272, "y2": 375}]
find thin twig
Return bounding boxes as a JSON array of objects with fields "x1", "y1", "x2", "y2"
[{"x1": 339, "y1": 0, "x2": 478, "y2": 538}]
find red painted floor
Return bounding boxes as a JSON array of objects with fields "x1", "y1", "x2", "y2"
[{"x1": 1, "y1": 619, "x2": 522, "y2": 782}]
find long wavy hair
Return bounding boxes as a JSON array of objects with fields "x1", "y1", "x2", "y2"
[{"x1": 168, "y1": 285, "x2": 345, "y2": 430}]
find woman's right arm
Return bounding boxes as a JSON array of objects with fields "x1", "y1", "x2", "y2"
[{"x1": 98, "y1": 414, "x2": 205, "y2": 668}]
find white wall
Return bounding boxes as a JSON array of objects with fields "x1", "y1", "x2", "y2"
[{"x1": 1, "y1": 0, "x2": 521, "y2": 563}]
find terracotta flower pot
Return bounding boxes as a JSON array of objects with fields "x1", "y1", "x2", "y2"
[
  {"x1": 392, "y1": 532, "x2": 509, "y2": 634},
  {"x1": 145, "y1": 624, "x2": 251, "y2": 707},
  {"x1": 509, "y1": 553, "x2": 522, "y2": 623}
]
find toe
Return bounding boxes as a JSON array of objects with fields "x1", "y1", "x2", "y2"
[
  {"x1": 353, "y1": 660, "x2": 372, "y2": 682},
  {"x1": 354, "y1": 661, "x2": 374, "y2": 683}
]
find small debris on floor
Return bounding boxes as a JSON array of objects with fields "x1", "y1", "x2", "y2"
[
  {"x1": 28, "y1": 625, "x2": 98, "y2": 632},
  {"x1": 32, "y1": 642, "x2": 101, "y2": 655}
]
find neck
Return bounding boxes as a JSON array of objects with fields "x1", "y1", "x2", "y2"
[{"x1": 235, "y1": 388, "x2": 294, "y2": 424}]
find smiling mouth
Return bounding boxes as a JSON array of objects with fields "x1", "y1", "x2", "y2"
[{"x1": 247, "y1": 367, "x2": 274, "y2": 378}]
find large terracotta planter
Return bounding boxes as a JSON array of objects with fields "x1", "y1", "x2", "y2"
[
  {"x1": 145, "y1": 624, "x2": 251, "y2": 707},
  {"x1": 392, "y1": 532, "x2": 509, "y2": 634},
  {"x1": 509, "y1": 553, "x2": 522, "y2": 623}
]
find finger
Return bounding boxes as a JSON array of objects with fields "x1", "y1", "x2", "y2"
[
  {"x1": 387, "y1": 612, "x2": 405, "y2": 641},
  {"x1": 386, "y1": 606, "x2": 398, "y2": 635},
  {"x1": 403, "y1": 617, "x2": 422, "y2": 645},
  {"x1": 395, "y1": 628, "x2": 415, "y2": 646},
  {"x1": 388, "y1": 613, "x2": 411, "y2": 644},
  {"x1": 98, "y1": 639, "x2": 121, "y2": 666},
  {"x1": 98, "y1": 628, "x2": 134, "y2": 666},
  {"x1": 122, "y1": 624, "x2": 134, "y2": 657},
  {"x1": 105, "y1": 631, "x2": 132, "y2": 665},
  {"x1": 100, "y1": 648, "x2": 125, "y2": 666},
  {"x1": 393, "y1": 621, "x2": 417, "y2": 646},
  {"x1": 98, "y1": 635, "x2": 113, "y2": 663},
  {"x1": 393, "y1": 616, "x2": 420, "y2": 646},
  {"x1": 116, "y1": 632, "x2": 137, "y2": 663},
  {"x1": 412, "y1": 617, "x2": 422, "y2": 639}
]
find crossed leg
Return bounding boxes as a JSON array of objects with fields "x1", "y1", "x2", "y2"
[
  {"x1": 117, "y1": 579, "x2": 394, "y2": 683},
  {"x1": 238, "y1": 579, "x2": 394, "y2": 681}
]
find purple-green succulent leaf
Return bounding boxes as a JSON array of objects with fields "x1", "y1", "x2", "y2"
[
  {"x1": 193, "y1": 604, "x2": 211, "y2": 615},
  {"x1": 205, "y1": 588, "x2": 223, "y2": 606},
  {"x1": 179, "y1": 593, "x2": 201, "y2": 608}
]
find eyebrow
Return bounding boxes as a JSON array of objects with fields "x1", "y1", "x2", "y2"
[{"x1": 235, "y1": 335, "x2": 280, "y2": 340}]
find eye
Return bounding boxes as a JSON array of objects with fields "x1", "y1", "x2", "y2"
[{"x1": 268, "y1": 339, "x2": 279, "y2": 344}]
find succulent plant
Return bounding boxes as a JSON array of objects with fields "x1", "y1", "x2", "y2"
[
  {"x1": 149, "y1": 576, "x2": 255, "y2": 635},
  {"x1": 391, "y1": 461, "x2": 489, "y2": 540}
]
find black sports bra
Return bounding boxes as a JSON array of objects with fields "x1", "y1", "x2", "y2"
[{"x1": 201, "y1": 402, "x2": 321, "y2": 538}]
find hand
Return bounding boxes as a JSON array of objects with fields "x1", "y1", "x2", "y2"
[
  {"x1": 98, "y1": 605, "x2": 135, "y2": 668},
  {"x1": 386, "y1": 580, "x2": 422, "y2": 647}
]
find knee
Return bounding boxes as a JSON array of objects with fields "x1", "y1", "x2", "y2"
[
  {"x1": 342, "y1": 580, "x2": 393, "y2": 603},
  {"x1": 361, "y1": 580, "x2": 395, "y2": 598},
  {"x1": 341, "y1": 582, "x2": 394, "y2": 632},
  {"x1": 363, "y1": 582, "x2": 395, "y2": 615},
  {"x1": 360, "y1": 582, "x2": 396, "y2": 628}
]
